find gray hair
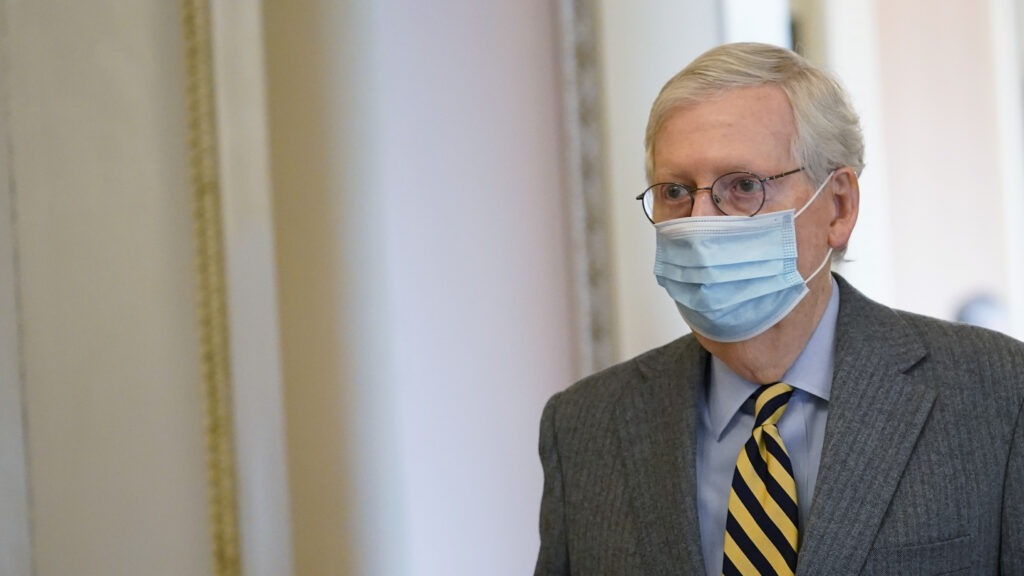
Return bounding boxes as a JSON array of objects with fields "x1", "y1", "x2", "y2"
[{"x1": 645, "y1": 42, "x2": 864, "y2": 187}]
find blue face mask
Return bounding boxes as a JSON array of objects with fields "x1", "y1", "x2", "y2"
[{"x1": 653, "y1": 172, "x2": 834, "y2": 342}]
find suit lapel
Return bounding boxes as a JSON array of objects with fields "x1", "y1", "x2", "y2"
[
  {"x1": 797, "y1": 277, "x2": 935, "y2": 575},
  {"x1": 616, "y1": 336, "x2": 708, "y2": 575}
]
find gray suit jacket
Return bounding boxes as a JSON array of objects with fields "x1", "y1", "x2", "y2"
[{"x1": 535, "y1": 276, "x2": 1024, "y2": 575}]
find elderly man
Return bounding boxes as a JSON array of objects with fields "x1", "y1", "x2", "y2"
[{"x1": 535, "y1": 43, "x2": 1024, "y2": 576}]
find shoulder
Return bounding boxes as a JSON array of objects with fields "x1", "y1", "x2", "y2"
[
  {"x1": 836, "y1": 275, "x2": 1024, "y2": 401},
  {"x1": 836, "y1": 273, "x2": 1024, "y2": 364},
  {"x1": 895, "y1": 306, "x2": 1024, "y2": 360},
  {"x1": 895, "y1": 308, "x2": 1024, "y2": 394},
  {"x1": 542, "y1": 334, "x2": 702, "y2": 431}
]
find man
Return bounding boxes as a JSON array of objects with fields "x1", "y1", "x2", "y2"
[{"x1": 535, "y1": 42, "x2": 1024, "y2": 575}]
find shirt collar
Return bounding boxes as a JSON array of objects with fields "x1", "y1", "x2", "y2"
[{"x1": 705, "y1": 276, "x2": 840, "y2": 441}]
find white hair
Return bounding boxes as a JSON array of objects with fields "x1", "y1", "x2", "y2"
[{"x1": 645, "y1": 42, "x2": 864, "y2": 187}]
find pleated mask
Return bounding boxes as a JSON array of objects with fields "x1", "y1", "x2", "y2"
[{"x1": 653, "y1": 172, "x2": 833, "y2": 342}]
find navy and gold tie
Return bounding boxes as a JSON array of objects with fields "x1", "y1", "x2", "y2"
[{"x1": 723, "y1": 382, "x2": 798, "y2": 576}]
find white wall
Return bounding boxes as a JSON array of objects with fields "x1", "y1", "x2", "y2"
[
  {"x1": 265, "y1": 1, "x2": 575, "y2": 574},
  {"x1": 723, "y1": 0, "x2": 792, "y2": 45},
  {"x1": 372, "y1": 3, "x2": 575, "y2": 572}
]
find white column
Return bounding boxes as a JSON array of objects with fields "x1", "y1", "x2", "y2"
[
  {"x1": 209, "y1": 3, "x2": 294, "y2": 574},
  {"x1": 989, "y1": 0, "x2": 1024, "y2": 337}
]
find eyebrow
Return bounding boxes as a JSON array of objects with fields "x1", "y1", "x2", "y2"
[{"x1": 654, "y1": 165, "x2": 766, "y2": 183}]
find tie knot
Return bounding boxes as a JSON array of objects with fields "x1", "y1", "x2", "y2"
[{"x1": 752, "y1": 382, "x2": 794, "y2": 427}]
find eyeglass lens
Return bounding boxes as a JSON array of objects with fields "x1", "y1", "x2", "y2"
[{"x1": 642, "y1": 172, "x2": 766, "y2": 221}]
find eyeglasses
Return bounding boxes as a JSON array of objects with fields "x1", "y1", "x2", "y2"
[{"x1": 636, "y1": 167, "x2": 804, "y2": 223}]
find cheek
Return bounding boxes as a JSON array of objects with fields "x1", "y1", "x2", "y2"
[{"x1": 795, "y1": 209, "x2": 832, "y2": 269}]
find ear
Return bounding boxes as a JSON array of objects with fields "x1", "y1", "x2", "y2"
[{"x1": 827, "y1": 167, "x2": 859, "y2": 251}]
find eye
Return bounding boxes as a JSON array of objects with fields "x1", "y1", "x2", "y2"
[
  {"x1": 714, "y1": 173, "x2": 763, "y2": 199},
  {"x1": 734, "y1": 177, "x2": 760, "y2": 195},
  {"x1": 662, "y1": 184, "x2": 689, "y2": 202}
]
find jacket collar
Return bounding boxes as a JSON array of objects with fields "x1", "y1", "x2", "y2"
[{"x1": 616, "y1": 334, "x2": 709, "y2": 575}]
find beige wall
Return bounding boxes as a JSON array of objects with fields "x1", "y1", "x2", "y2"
[
  {"x1": 786, "y1": 0, "x2": 1024, "y2": 329},
  {"x1": 4, "y1": 1, "x2": 210, "y2": 575},
  {"x1": 876, "y1": 0, "x2": 1012, "y2": 320},
  {"x1": 0, "y1": 3, "x2": 31, "y2": 568},
  {"x1": 6, "y1": 1, "x2": 1020, "y2": 575},
  {"x1": 3, "y1": 0, "x2": 580, "y2": 573}
]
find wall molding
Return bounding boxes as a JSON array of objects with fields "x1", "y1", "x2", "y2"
[
  {"x1": 181, "y1": 2, "x2": 294, "y2": 575},
  {"x1": 558, "y1": 0, "x2": 617, "y2": 376}
]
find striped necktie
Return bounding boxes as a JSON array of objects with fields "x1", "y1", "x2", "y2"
[{"x1": 723, "y1": 382, "x2": 798, "y2": 576}]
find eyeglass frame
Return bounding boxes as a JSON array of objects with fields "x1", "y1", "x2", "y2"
[{"x1": 635, "y1": 167, "x2": 805, "y2": 223}]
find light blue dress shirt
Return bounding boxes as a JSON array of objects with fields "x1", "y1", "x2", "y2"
[{"x1": 696, "y1": 277, "x2": 839, "y2": 576}]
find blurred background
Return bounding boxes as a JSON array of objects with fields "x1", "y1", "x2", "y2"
[{"x1": 1, "y1": 0, "x2": 1022, "y2": 575}]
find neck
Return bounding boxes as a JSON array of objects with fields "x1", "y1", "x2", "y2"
[{"x1": 697, "y1": 274, "x2": 833, "y2": 384}]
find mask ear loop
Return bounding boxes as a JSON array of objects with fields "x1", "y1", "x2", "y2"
[
  {"x1": 805, "y1": 247, "x2": 834, "y2": 283},
  {"x1": 797, "y1": 170, "x2": 837, "y2": 283},
  {"x1": 795, "y1": 170, "x2": 836, "y2": 218}
]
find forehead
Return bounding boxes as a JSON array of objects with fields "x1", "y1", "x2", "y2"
[{"x1": 652, "y1": 84, "x2": 796, "y2": 178}]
